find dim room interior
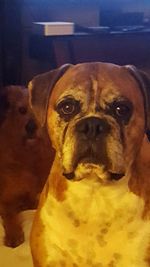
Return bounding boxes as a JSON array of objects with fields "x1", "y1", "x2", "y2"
[{"x1": 1, "y1": 0, "x2": 150, "y2": 266}]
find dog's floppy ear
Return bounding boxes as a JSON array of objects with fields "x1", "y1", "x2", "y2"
[
  {"x1": 28, "y1": 64, "x2": 72, "y2": 127},
  {"x1": 124, "y1": 65, "x2": 150, "y2": 141}
]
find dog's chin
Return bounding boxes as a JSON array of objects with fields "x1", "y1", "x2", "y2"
[{"x1": 63, "y1": 162, "x2": 125, "y2": 183}]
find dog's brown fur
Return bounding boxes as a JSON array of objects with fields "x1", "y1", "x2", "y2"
[
  {"x1": 0, "y1": 85, "x2": 54, "y2": 247},
  {"x1": 29, "y1": 63, "x2": 150, "y2": 267}
]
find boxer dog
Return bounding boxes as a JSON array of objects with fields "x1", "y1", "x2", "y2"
[
  {"x1": 29, "y1": 62, "x2": 150, "y2": 267},
  {"x1": 0, "y1": 86, "x2": 54, "y2": 247}
]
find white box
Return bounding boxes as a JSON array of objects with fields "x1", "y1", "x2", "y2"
[{"x1": 32, "y1": 22, "x2": 74, "y2": 36}]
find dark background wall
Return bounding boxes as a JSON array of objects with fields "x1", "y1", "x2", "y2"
[{"x1": 1, "y1": 0, "x2": 150, "y2": 86}]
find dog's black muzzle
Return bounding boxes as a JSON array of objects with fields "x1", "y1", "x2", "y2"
[
  {"x1": 75, "y1": 117, "x2": 110, "y2": 140},
  {"x1": 25, "y1": 119, "x2": 37, "y2": 138}
]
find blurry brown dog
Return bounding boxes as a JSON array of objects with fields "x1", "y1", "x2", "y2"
[{"x1": 0, "y1": 85, "x2": 54, "y2": 248}]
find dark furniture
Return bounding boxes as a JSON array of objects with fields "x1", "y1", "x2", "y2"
[{"x1": 29, "y1": 29, "x2": 150, "y2": 71}]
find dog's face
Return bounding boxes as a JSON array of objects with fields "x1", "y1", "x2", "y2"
[
  {"x1": 0, "y1": 86, "x2": 38, "y2": 142},
  {"x1": 47, "y1": 63, "x2": 146, "y2": 182},
  {"x1": 29, "y1": 62, "x2": 150, "y2": 183}
]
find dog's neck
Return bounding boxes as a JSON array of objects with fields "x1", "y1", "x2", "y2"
[
  {"x1": 47, "y1": 153, "x2": 150, "y2": 218},
  {"x1": 37, "y1": 154, "x2": 150, "y2": 266}
]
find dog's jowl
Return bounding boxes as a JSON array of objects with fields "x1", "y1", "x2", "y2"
[{"x1": 29, "y1": 62, "x2": 150, "y2": 267}]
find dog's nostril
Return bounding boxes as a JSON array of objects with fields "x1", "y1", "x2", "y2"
[
  {"x1": 77, "y1": 117, "x2": 110, "y2": 138},
  {"x1": 25, "y1": 119, "x2": 37, "y2": 135}
]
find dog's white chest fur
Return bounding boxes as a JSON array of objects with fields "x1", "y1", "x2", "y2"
[{"x1": 40, "y1": 177, "x2": 150, "y2": 267}]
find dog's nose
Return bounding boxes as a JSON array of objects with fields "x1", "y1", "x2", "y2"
[
  {"x1": 76, "y1": 117, "x2": 110, "y2": 139},
  {"x1": 25, "y1": 119, "x2": 37, "y2": 135}
]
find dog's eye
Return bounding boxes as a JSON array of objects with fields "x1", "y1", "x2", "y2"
[
  {"x1": 61, "y1": 101, "x2": 75, "y2": 115},
  {"x1": 115, "y1": 104, "x2": 130, "y2": 117},
  {"x1": 56, "y1": 98, "x2": 80, "y2": 120},
  {"x1": 18, "y1": 106, "x2": 27, "y2": 115},
  {"x1": 110, "y1": 100, "x2": 133, "y2": 123}
]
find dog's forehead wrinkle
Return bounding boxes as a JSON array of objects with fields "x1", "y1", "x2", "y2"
[
  {"x1": 58, "y1": 87, "x2": 87, "y2": 101},
  {"x1": 91, "y1": 77, "x2": 99, "y2": 98}
]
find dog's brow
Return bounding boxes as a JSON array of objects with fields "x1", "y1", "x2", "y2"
[
  {"x1": 100, "y1": 86, "x2": 122, "y2": 109},
  {"x1": 58, "y1": 88, "x2": 86, "y2": 102},
  {"x1": 58, "y1": 94, "x2": 75, "y2": 101}
]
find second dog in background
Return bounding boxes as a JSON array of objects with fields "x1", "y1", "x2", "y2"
[{"x1": 0, "y1": 85, "x2": 54, "y2": 248}]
